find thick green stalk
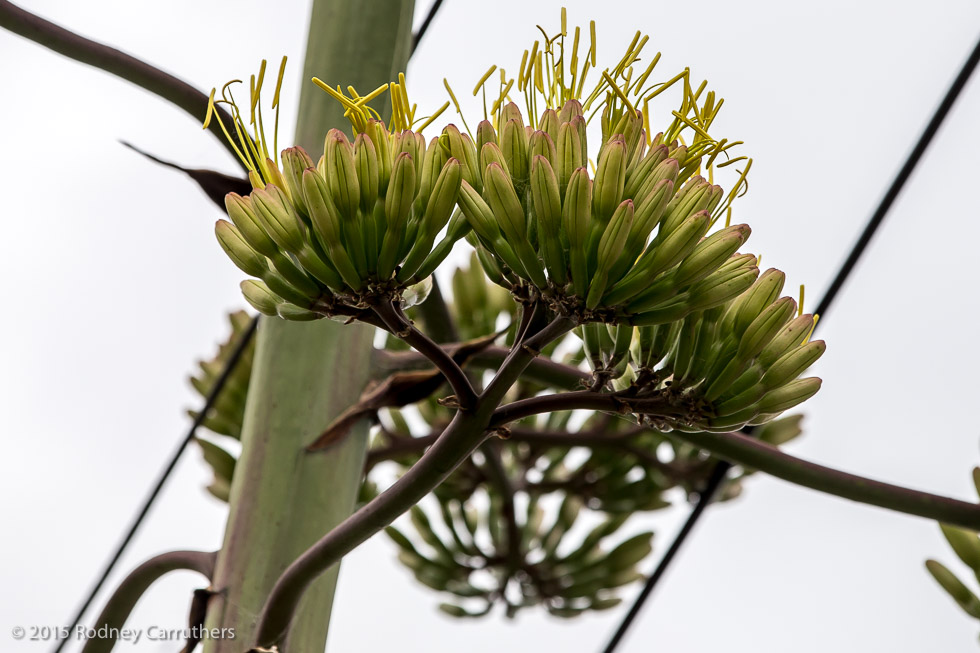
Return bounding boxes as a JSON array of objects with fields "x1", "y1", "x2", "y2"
[
  {"x1": 202, "y1": 320, "x2": 374, "y2": 653},
  {"x1": 203, "y1": 2, "x2": 415, "y2": 652}
]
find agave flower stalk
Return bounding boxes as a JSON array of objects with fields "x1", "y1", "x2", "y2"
[{"x1": 202, "y1": 2, "x2": 416, "y2": 652}]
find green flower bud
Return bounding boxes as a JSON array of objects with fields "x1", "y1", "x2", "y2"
[
  {"x1": 587, "y1": 199, "x2": 634, "y2": 309},
  {"x1": 354, "y1": 132, "x2": 380, "y2": 215},
  {"x1": 484, "y1": 163, "x2": 547, "y2": 288},
  {"x1": 224, "y1": 193, "x2": 278, "y2": 258},
  {"x1": 476, "y1": 120, "x2": 497, "y2": 152},
  {"x1": 251, "y1": 185, "x2": 305, "y2": 254},
  {"x1": 558, "y1": 98, "x2": 584, "y2": 123},
  {"x1": 556, "y1": 120, "x2": 584, "y2": 195},
  {"x1": 629, "y1": 178, "x2": 674, "y2": 247},
  {"x1": 215, "y1": 220, "x2": 267, "y2": 278},
  {"x1": 280, "y1": 146, "x2": 315, "y2": 218},
  {"x1": 457, "y1": 179, "x2": 500, "y2": 244},
  {"x1": 688, "y1": 263, "x2": 760, "y2": 312},
  {"x1": 592, "y1": 138, "x2": 627, "y2": 224},
  {"x1": 415, "y1": 136, "x2": 445, "y2": 216},
  {"x1": 276, "y1": 303, "x2": 320, "y2": 321},
  {"x1": 528, "y1": 130, "x2": 558, "y2": 172},
  {"x1": 377, "y1": 152, "x2": 417, "y2": 279},
  {"x1": 240, "y1": 279, "x2": 281, "y2": 316},
  {"x1": 758, "y1": 313, "x2": 814, "y2": 367},
  {"x1": 674, "y1": 224, "x2": 752, "y2": 287},
  {"x1": 714, "y1": 382, "x2": 767, "y2": 417},
  {"x1": 441, "y1": 124, "x2": 481, "y2": 192},
  {"x1": 397, "y1": 158, "x2": 463, "y2": 282},
  {"x1": 737, "y1": 296, "x2": 797, "y2": 362},
  {"x1": 421, "y1": 158, "x2": 464, "y2": 240},
  {"x1": 755, "y1": 377, "x2": 822, "y2": 414},
  {"x1": 940, "y1": 524, "x2": 980, "y2": 572},
  {"x1": 262, "y1": 268, "x2": 317, "y2": 308},
  {"x1": 563, "y1": 167, "x2": 592, "y2": 296},
  {"x1": 925, "y1": 560, "x2": 980, "y2": 619},
  {"x1": 624, "y1": 144, "x2": 670, "y2": 198},
  {"x1": 538, "y1": 108, "x2": 559, "y2": 143},
  {"x1": 324, "y1": 129, "x2": 360, "y2": 220},
  {"x1": 611, "y1": 211, "x2": 711, "y2": 307},
  {"x1": 479, "y1": 142, "x2": 511, "y2": 182},
  {"x1": 499, "y1": 118, "x2": 529, "y2": 184},
  {"x1": 301, "y1": 168, "x2": 363, "y2": 290},
  {"x1": 724, "y1": 268, "x2": 787, "y2": 337},
  {"x1": 761, "y1": 340, "x2": 826, "y2": 390},
  {"x1": 660, "y1": 177, "x2": 715, "y2": 235},
  {"x1": 529, "y1": 155, "x2": 567, "y2": 286},
  {"x1": 365, "y1": 119, "x2": 393, "y2": 195}
]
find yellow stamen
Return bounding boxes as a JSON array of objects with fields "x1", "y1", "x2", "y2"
[
  {"x1": 804, "y1": 315, "x2": 819, "y2": 343},
  {"x1": 632, "y1": 52, "x2": 661, "y2": 96},
  {"x1": 474, "y1": 65, "x2": 498, "y2": 96},
  {"x1": 602, "y1": 70, "x2": 636, "y2": 115},
  {"x1": 443, "y1": 78, "x2": 472, "y2": 135},
  {"x1": 272, "y1": 56, "x2": 287, "y2": 157},
  {"x1": 589, "y1": 20, "x2": 597, "y2": 67},
  {"x1": 203, "y1": 88, "x2": 216, "y2": 130},
  {"x1": 417, "y1": 101, "x2": 450, "y2": 132}
]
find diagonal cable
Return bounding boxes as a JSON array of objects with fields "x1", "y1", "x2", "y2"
[
  {"x1": 601, "y1": 31, "x2": 980, "y2": 653},
  {"x1": 411, "y1": 0, "x2": 445, "y2": 53},
  {"x1": 51, "y1": 316, "x2": 258, "y2": 653}
]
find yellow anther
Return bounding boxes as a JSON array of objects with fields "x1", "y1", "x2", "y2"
[
  {"x1": 646, "y1": 68, "x2": 688, "y2": 101},
  {"x1": 632, "y1": 52, "x2": 661, "y2": 97},
  {"x1": 601, "y1": 70, "x2": 636, "y2": 115},
  {"x1": 798, "y1": 285, "x2": 805, "y2": 317},
  {"x1": 589, "y1": 20, "x2": 597, "y2": 67},
  {"x1": 358, "y1": 83, "x2": 391, "y2": 108},
  {"x1": 313, "y1": 78, "x2": 358, "y2": 111},
  {"x1": 804, "y1": 315, "x2": 819, "y2": 343},
  {"x1": 417, "y1": 101, "x2": 450, "y2": 132},
  {"x1": 203, "y1": 88, "x2": 216, "y2": 130},
  {"x1": 272, "y1": 56, "x2": 287, "y2": 109}
]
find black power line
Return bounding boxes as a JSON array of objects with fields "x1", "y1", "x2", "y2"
[
  {"x1": 601, "y1": 32, "x2": 980, "y2": 653},
  {"x1": 51, "y1": 316, "x2": 258, "y2": 653},
  {"x1": 411, "y1": 0, "x2": 445, "y2": 54}
]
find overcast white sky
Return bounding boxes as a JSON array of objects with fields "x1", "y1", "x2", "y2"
[{"x1": 3, "y1": 0, "x2": 980, "y2": 651}]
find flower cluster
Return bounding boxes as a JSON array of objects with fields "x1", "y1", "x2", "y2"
[
  {"x1": 447, "y1": 16, "x2": 753, "y2": 325},
  {"x1": 208, "y1": 63, "x2": 465, "y2": 319}
]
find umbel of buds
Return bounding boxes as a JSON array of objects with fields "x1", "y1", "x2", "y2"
[
  {"x1": 208, "y1": 65, "x2": 464, "y2": 320},
  {"x1": 575, "y1": 271, "x2": 823, "y2": 433},
  {"x1": 444, "y1": 19, "x2": 755, "y2": 326},
  {"x1": 628, "y1": 270, "x2": 823, "y2": 432},
  {"x1": 457, "y1": 98, "x2": 754, "y2": 327}
]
